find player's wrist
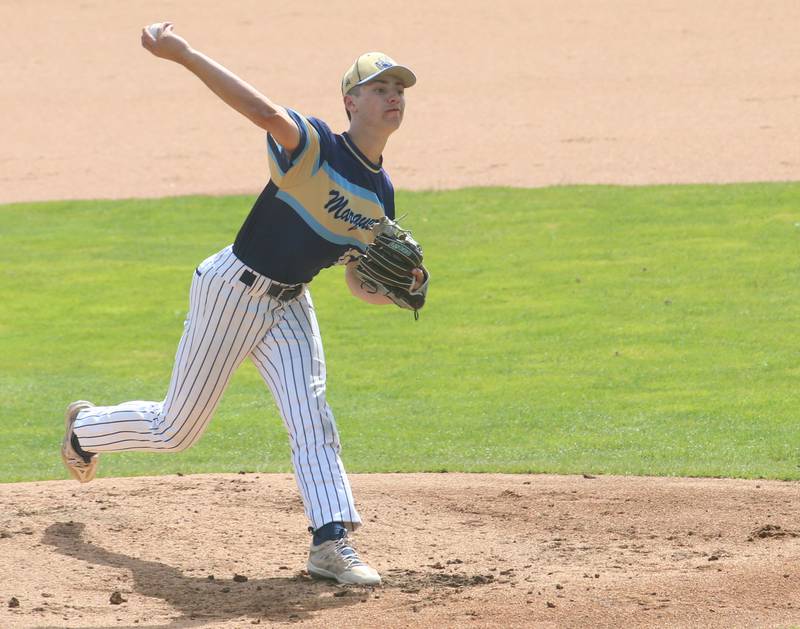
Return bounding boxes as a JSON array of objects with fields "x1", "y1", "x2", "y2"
[{"x1": 174, "y1": 45, "x2": 201, "y2": 68}]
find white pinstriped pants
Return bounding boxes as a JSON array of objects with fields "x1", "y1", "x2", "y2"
[{"x1": 73, "y1": 246, "x2": 362, "y2": 530}]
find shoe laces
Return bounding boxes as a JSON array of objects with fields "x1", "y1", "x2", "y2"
[
  {"x1": 332, "y1": 536, "x2": 365, "y2": 569},
  {"x1": 69, "y1": 454, "x2": 92, "y2": 467}
]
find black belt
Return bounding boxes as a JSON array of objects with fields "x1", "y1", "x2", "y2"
[{"x1": 239, "y1": 269, "x2": 303, "y2": 302}]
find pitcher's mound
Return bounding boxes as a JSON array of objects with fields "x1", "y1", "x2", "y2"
[{"x1": 2, "y1": 472, "x2": 799, "y2": 628}]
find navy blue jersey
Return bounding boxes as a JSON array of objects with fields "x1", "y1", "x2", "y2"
[{"x1": 233, "y1": 109, "x2": 396, "y2": 284}]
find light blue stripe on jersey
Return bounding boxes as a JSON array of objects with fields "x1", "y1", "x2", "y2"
[
  {"x1": 266, "y1": 109, "x2": 311, "y2": 176},
  {"x1": 275, "y1": 190, "x2": 369, "y2": 251},
  {"x1": 321, "y1": 162, "x2": 383, "y2": 206},
  {"x1": 267, "y1": 134, "x2": 311, "y2": 177},
  {"x1": 266, "y1": 137, "x2": 286, "y2": 176}
]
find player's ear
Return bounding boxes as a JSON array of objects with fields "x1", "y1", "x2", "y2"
[{"x1": 344, "y1": 94, "x2": 357, "y2": 115}]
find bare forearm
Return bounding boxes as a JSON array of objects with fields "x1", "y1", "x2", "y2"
[
  {"x1": 345, "y1": 263, "x2": 392, "y2": 305},
  {"x1": 178, "y1": 48, "x2": 279, "y2": 128},
  {"x1": 141, "y1": 24, "x2": 299, "y2": 149}
]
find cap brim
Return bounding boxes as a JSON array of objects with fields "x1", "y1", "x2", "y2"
[{"x1": 356, "y1": 65, "x2": 416, "y2": 89}]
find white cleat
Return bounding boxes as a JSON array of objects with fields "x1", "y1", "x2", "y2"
[
  {"x1": 61, "y1": 400, "x2": 98, "y2": 483},
  {"x1": 307, "y1": 535, "x2": 381, "y2": 586}
]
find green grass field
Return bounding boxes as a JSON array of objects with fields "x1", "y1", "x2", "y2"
[{"x1": 2, "y1": 183, "x2": 799, "y2": 482}]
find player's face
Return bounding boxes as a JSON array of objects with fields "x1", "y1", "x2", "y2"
[{"x1": 353, "y1": 76, "x2": 406, "y2": 130}]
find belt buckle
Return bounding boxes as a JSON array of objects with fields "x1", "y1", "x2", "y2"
[
  {"x1": 273, "y1": 282, "x2": 301, "y2": 301},
  {"x1": 287, "y1": 285, "x2": 302, "y2": 300}
]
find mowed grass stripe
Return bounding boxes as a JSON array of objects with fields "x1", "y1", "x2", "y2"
[{"x1": 1, "y1": 183, "x2": 798, "y2": 482}]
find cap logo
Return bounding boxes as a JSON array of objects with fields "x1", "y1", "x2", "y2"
[{"x1": 374, "y1": 57, "x2": 394, "y2": 70}]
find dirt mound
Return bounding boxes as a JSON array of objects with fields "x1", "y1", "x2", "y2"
[
  {"x1": 749, "y1": 524, "x2": 800, "y2": 540},
  {"x1": 2, "y1": 473, "x2": 800, "y2": 628}
]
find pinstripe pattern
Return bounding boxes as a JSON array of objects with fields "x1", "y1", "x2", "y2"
[{"x1": 72, "y1": 246, "x2": 362, "y2": 530}]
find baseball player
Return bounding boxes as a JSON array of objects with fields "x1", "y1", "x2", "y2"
[{"x1": 60, "y1": 22, "x2": 425, "y2": 586}]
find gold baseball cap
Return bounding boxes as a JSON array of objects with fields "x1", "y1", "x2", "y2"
[{"x1": 341, "y1": 52, "x2": 416, "y2": 96}]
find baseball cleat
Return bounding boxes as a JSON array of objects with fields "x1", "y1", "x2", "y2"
[
  {"x1": 307, "y1": 535, "x2": 381, "y2": 586},
  {"x1": 61, "y1": 400, "x2": 98, "y2": 483}
]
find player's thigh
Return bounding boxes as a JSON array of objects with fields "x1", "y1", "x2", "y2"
[{"x1": 250, "y1": 291, "x2": 331, "y2": 419}]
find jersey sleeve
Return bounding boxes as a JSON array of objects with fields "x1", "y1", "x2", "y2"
[{"x1": 266, "y1": 109, "x2": 322, "y2": 189}]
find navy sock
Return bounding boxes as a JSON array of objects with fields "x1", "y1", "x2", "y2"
[
  {"x1": 71, "y1": 433, "x2": 94, "y2": 463},
  {"x1": 312, "y1": 521, "x2": 347, "y2": 545}
]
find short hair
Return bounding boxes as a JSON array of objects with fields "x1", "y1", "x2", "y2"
[{"x1": 344, "y1": 85, "x2": 362, "y2": 121}]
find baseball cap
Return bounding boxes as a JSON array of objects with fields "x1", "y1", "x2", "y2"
[{"x1": 341, "y1": 52, "x2": 416, "y2": 96}]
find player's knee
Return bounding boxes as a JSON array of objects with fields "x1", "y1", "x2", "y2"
[{"x1": 157, "y1": 418, "x2": 205, "y2": 451}]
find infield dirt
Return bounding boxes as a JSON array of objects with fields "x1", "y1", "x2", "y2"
[
  {"x1": 3, "y1": 473, "x2": 800, "y2": 628},
  {"x1": 3, "y1": 1, "x2": 800, "y2": 628}
]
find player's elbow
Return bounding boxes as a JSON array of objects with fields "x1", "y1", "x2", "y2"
[
  {"x1": 248, "y1": 104, "x2": 282, "y2": 131},
  {"x1": 252, "y1": 108, "x2": 301, "y2": 152}
]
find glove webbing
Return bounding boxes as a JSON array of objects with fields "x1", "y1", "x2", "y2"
[
  {"x1": 357, "y1": 265, "x2": 409, "y2": 290},
  {"x1": 360, "y1": 252, "x2": 415, "y2": 289},
  {"x1": 373, "y1": 234, "x2": 423, "y2": 267}
]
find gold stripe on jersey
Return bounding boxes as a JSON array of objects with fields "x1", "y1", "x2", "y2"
[{"x1": 268, "y1": 112, "x2": 387, "y2": 251}]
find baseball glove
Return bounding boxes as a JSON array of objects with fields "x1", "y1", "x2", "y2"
[{"x1": 354, "y1": 217, "x2": 430, "y2": 319}]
